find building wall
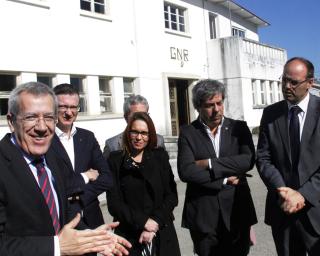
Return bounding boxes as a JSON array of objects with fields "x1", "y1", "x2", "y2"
[{"x1": 0, "y1": 0, "x2": 286, "y2": 146}]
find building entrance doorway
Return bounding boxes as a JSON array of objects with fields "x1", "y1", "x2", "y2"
[{"x1": 168, "y1": 79, "x2": 191, "y2": 136}]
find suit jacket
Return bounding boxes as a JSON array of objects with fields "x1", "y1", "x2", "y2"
[
  {"x1": 0, "y1": 134, "x2": 70, "y2": 256},
  {"x1": 178, "y1": 118, "x2": 257, "y2": 233},
  {"x1": 107, "y1": 148, "x2": 180, "y2": 256},
  {"x1": 103, "y1": 132, "x2": 165, "y2": 159},
  {"x1": 51, "y1": 127, "x2": 113, "y2": 228},
  {"x1": 256, "y1": 94, "x2": 320, "y2": 233}
]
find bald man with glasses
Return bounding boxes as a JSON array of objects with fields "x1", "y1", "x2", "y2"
[{"x1": 257, "y1": 57, "x2": 320, "y2": 256}]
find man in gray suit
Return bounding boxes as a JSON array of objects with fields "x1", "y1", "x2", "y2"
[
  {"x1": 103, "y1": 95, "x2": 165, "y2": 158},
  {"x1": 257, "y1": 57, "x2": 320, "y2": 255}
]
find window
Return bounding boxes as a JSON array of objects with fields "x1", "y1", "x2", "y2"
[
  {"x1": 123, "y1": 78, "x2": 134, "y2": 101},
  {"x1": 99, "y1": 77, "x2": 112, "y2": 113},
  {"x1": 164, "y1": 2, "x2": 186, "y2": 32},
  {"x1": 232, "y1": 27, "x2": 245, "y2": 38},
  {"x1": 70, "y1": 76, "x2": 87, "y2": 112},
  {"x1": 276, "y1": 81, "x2": 283, "y2": 102},
  {"x1": 80, "y1": 0, "x2": 106, "y2": 14},
  {"x1": 251, "y1": 80, "x2": 257, "y2": 106},
  {"x1": 267, "y1": 82, "x2": 274, "y2": 104},
  {"x1": 37, "y1": 74, "x2": 53, "y2": 88},
  {"x1": 209, "y1": 13, "x2": 217, "y2": 39},
  {"x1": 259, "y1": 80, "x2": 266, "y2": 105},
  {"x1": 0, "y1": 74, "x2": 17, "y2": 115}
]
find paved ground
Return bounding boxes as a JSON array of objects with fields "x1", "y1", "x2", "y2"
[{"x1": 101, "y1": 166, "x2": 277, "y2": 256}]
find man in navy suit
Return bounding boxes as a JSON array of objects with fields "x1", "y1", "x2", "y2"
[
  {"x1": 178, "y1": 79, "x2": 257, "y2": 256},
  {"x1": 257, "y1": 57, "x2": 320, "y2": 255},
  {"x1": 51, "y1": 84, "x2": 113, "y2": 232},
  {"x1": 0, "y1": 81, "x2": 131, "y2": 255}
]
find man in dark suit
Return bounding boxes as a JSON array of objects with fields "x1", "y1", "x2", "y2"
[
  {"x1": 178, "y1": 79, "x2": 257, "y2": 256},
  {"x1": 51, "y1": 83, "x2": 113, "y2": 231},
  {"x1": 257, "y1": 57, "x2": 320, "y2": 255},
  {"x1": 103, "y1": 95, "x2": 165, "y2": 159},
  {"x1": 0, "y1": 82, "x2": 131, "y2": 255}
]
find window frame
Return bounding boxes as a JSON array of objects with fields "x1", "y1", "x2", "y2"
[
  {"x1": 99, "y1": 77, "x2": 112, "y2": 113},
  {"x1": 164, "y1": 2, "x2": 187, "y2": 34},
  {"x1": 123, "y1": 78, "x2": 135, "y2": 101},
  {"x1": 80, "y1": 0, "x2": 109, "y2": 16},
  {"x1": 232, "y1": 26, "x2": 245, "y2": 38},
  {"x1": 70, "y1": 76, "x2": 87, "y2": 113},
  {"x1": 209, "y1": 12, "x2": 217, "y2": 39},
  {"x1": 37, "y1": 74, "x2": 54, "y2": 88},
  {"x1": 0, "y1": 73, "x2": 18, "y2": 116}
]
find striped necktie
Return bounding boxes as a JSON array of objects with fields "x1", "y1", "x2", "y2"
[{"x1": 33, "y1": 159, "x2": 60, "y2": 234}]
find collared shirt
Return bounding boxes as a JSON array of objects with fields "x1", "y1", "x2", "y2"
[
  {"x1": 287, "y1": 92, "x2": 309, "y2": 140},
  {"x1": 55, "y1": 125, "x2": 89, "y2": 183},
  {"x1": 200, "y1": 118, "x2": 228, "y2": 185},
  {"x1": 55, "y1": 125, "x2": 77, "y2": 170},
  {"x1": 201, "y1": 118, "x2": 224, "y2": 158}
]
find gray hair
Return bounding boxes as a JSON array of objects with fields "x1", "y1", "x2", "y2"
[
  {"x1": 8, "y1": 81, "x2": 58, "y2": 117},
  {"x1": 192, "y1": 79, "x2": 225, "y2": 110},
  {"x1": 123, "y1": 94, "x2": 149, "y2": 119}
]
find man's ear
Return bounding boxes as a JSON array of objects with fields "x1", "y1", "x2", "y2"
[
  {"x1": 7, "y1": 113, "x2": 15, "y2": 132},
  {"x1": 307, "y1": 78, "x2": 314, "y2": 89}
]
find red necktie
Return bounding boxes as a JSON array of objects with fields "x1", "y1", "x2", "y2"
[{"x1": 33, "y1": 159, "x2": 60, "y2": 234}]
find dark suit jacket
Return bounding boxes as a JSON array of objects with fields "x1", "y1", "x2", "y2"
[
  {"x1": 0, "y1": 134, "x2": 70, "y2": 255},
  {"x1": 257, "y1": 94, "x2": 320, "y2": 233},
  {"x1": 178, "y1": 118, "x2": 257, "y2": 233},
  {"x1": 107, "y1": 148, "x2": 180, "y2": 256},
  {"x1": 51, "y1": 127, "x2": 113, "y2": 228}
]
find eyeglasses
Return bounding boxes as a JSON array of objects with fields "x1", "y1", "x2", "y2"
[
  {"x1": 129, "y1": 130, "x2": 149, "y2": 139},
  {"x1": 58, "y1": 105, "x2": 80, "y2": 112},
  {"x1": 17, "y1": 114, "x2": 57, "y2": 126},
  {"x1": 281, "y1": 76, "x2": 310, "y2": 88}
]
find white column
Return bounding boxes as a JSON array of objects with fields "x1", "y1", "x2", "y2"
[
  {"x1": 111, "y1": 77, "x2": 124, "y2": 114},
  {"x1": 85, "y1": 76, "x2": 100, "y2": 115},
  {"x1": 52, "y1": 74, "x2": 70, "y2": 87},
  {"x1": 17, "y1": 72, "x2": 37, "y2": 85}
]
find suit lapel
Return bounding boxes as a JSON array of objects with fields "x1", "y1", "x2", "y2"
[
  {"x1": 193, "y1": 120, "x2": 217, "y2": 158},
  {"x1": 300, "y1": 95, "x2": 320, "y2": 147},
  {"x1": 139, "y1": 150, "x2": 154, "y2": 183},
  {"x1": 73, "y1": 131, "x2": 83, "y2": 173},
  {"x1": 275, "y1": 102, "x2": 291, "y2": 163},
  {"x1": 299, "y1": 95, "x2": 320, "y2": 184},
  {"x1": 219, "y1": 118, "x2": 232, "y2": 157},
  {"x1": 51, "y1": 134, "x2": 74, "y2": 171},
  {"x1": 0, "y1": 134, "x2": 55, "y2": 229}
]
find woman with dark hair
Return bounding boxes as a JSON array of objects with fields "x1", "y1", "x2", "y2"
[{"x1": 107, "y1": 112, "x2": 180, "y2": 256}]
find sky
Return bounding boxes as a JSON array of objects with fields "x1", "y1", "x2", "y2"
[{"x1": 234, "y1": 0, "x2": 320, "y2": 77}]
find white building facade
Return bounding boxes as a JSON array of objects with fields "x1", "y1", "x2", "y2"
[{"x1": 0, "y1": 0, "x2": 287, "y2": 147}]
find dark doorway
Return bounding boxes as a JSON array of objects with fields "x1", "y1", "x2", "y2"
[{"x1": 168, "y1": 79, "x2": 190, "y2": 136}]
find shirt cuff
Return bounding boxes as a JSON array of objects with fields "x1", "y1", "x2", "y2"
[
  {"x1": 81, "y1": 173, "x2": 90, "y2": 184},
  {"x1": 223, "y1": 178, "x2": 228, "y2": 185},
  {"x1": 54, "y1": 236, "x2": 61, "y2": 256},
  {"x1": 208, "y1": 158, "x2": 216, "y2": 181}
]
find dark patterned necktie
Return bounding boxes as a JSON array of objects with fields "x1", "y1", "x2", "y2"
[
  {"x1": 289, "y1": 106, "x2": 302, "y2": 188},
  {"x1": 33, "y1": 159, "x2": 60, "y2": 234}
]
